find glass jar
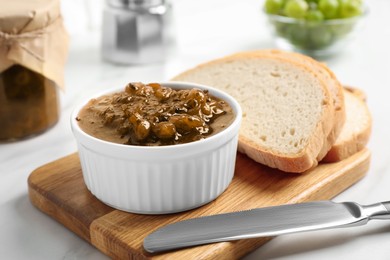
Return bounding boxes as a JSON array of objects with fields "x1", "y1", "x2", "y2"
[
  {"x1": 0, "y1": 0, "x2": 68, "y2": 141},
  {"x1": 0, "y1": 65, "x2": 59, "y2": 141}
]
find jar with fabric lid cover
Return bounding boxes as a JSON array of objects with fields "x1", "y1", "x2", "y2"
[{"x1": 0, "y1": 0, "x2": 69, "y2": 141}]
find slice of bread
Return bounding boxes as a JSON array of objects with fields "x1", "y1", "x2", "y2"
[
  {"x1": 344, "y1": 86, "x2": 367, "y2": 101},
  {"x1": 322, "y1": 87, "x2": 371, "y2": 162},
  {"x1": 230, "y1": 50, "x2": 345, "y2": 161},
  {"x1": 173, "y1": 51, "x2": 335, "y2": 173}
]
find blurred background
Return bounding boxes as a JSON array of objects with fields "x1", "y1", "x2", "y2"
[
  {"x1": 59, "y1": 0, "x2": 387, "y2": 85},
  {"x1": 2, "y1": 0, "x2": 390, "y2": 259}
]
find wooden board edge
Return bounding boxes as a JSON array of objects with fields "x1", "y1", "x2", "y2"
[
  {"x1": 28, "y1": 183, "x2": 92, "y2": 242},
  {"x1": 89, "y1": 219, "x2": 148, "y2": 260},
  {"x1": 291, "y1": 149, "x2": 371, "y2": 203},
  {"x1": 27, "y1": 153, "x2": 115, "y2": 244},
  {"x1": 90, "y1": 220, "x2": 273, "y2": 260}
]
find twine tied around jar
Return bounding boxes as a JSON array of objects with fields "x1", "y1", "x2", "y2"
[
  {"x1": 0, "y1": 17, "x2": 68, "y2": 89},
  {"x1": 0, "y1": 27, "x2": 47, "y2": 62}
]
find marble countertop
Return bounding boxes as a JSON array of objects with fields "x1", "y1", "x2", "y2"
[{"x1": 1, "y1": 0, "x2": 390, "y2": 259}]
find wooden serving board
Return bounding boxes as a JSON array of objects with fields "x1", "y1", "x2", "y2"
[{"x1": 28, "y1": 149, "x2": 370, "y2": 260}]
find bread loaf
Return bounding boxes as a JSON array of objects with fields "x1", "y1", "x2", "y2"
[{"x1": 173, "y1": 51, "x2": 335, "y2": 173}]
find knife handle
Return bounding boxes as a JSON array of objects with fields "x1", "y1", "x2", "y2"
[
  {"x1": 372, "y1": 201, "x2": 390, "y2": 220},
  {"x1": 381, "y1": 201, "x2": 390, "y2": 213},
  {"x1": 364, "y1": 201, "x2": 390, "y2": 220}
]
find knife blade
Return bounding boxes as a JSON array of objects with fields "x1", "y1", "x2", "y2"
[{"x1": 144, "y1": 200, "x2": 390, "y2": 253}]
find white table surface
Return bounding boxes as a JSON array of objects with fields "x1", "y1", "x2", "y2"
[{"x1": 1, "y1": 0, "x2": 390, "y2": 259}]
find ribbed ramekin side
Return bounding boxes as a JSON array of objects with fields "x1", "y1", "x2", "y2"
[{"x1": 76, "y1": 134, "x2": 238, "y2": 214}]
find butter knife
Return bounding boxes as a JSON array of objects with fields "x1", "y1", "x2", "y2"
[{"x1": 144, "y1": 200, "x2": 390, "y2": 253}]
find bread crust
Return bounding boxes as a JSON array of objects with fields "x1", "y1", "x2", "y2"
[
  {"x1": 173, "y1": 50, "x2": 335, "y2": 173},
  {"x1": 343, "y1": 85, "x2": 367, "y2": 101},
  {"x1": 322, "y1": 87, "x2": 372, "y2": 162}
]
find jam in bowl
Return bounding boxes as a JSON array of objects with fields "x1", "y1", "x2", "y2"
[{"x1": 71, "y1": 81, "x2": 242, "y2": 214}]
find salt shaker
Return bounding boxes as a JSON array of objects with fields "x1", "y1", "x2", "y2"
[{"x1": 102, "y1": 0, "x2": 175, "y2": 64}]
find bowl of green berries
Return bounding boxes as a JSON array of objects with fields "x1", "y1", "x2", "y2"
[{"x1": 264, "y1": 0, "x2": 367, "y2": 57}]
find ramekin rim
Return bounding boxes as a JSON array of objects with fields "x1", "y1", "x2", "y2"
[{"x1": 70, "y1": 81, "x2": 242, "y2": 152}]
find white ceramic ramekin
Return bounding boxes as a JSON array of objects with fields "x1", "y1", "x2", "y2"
[{"x1": 71, "y1": 81, "x2": 242, "y2": 214}]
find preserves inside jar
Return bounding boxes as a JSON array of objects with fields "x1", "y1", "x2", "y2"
[
  {"x1": 0, "y1": 65, "x2": 60, "y2": 141},
  {"x1": 77, "y1": 82, "x2": 235, "y2": 146}
]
